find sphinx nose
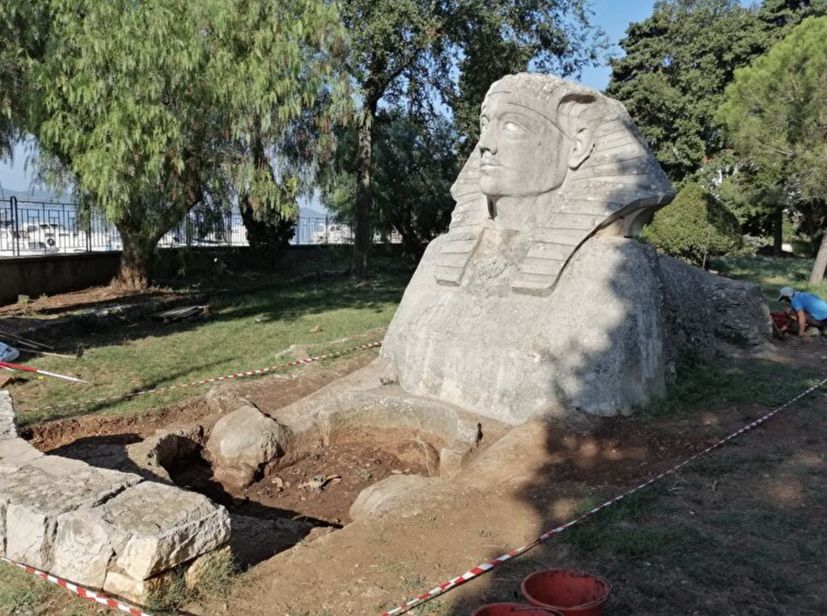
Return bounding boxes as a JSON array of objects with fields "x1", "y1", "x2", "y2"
[{"x1": 478, "y1": 125, "x2": 497, "y2": 155}]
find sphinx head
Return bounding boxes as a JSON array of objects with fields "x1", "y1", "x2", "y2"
[{"x1": 478, "y1": 74, "x2": 598, "y2": 202}]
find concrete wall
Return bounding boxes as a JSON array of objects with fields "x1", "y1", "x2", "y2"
[
  {"x1": 0, "y1": 244, "x2": 405, "y2": 306},
  {"x1": 0, "y1": 251, "x2": 121, "y2": 305}
]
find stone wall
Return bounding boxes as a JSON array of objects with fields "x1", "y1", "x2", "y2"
[{"x1": 0, "y1": 391, "x2": 230, "y2": 602}]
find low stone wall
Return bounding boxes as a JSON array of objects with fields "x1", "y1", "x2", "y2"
[{"x1": 0, "y1": 391, "x2": 230, "y2": 602}]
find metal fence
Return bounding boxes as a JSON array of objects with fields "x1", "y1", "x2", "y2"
[{"x1": 0, "y1": 197, "x2": 358, "y2": 257}]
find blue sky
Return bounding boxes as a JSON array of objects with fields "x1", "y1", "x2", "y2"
[
  {"x1": 0, "y1": 1, "x2": 659, "y2": 195},
  {"x1": 579, "y1": 0, "x2": 657, "y2": 90}
]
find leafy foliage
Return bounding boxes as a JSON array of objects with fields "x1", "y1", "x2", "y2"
[
  {"x1": 448, "y1": 0, "x2": 607, "y2": 145},
  {"x1": 717, "y1": 16, "x2": 827, "y2": 206},
  {"x1": 607, "y1": 0, "x2": 825, "y2": 182},
  {"x1": 717, "y1": 16, "x2": 827, "y2": 280},
  {"x1": 0, "y1": 4, "x2": 47, "y2": 158},
  {"x1": 323, "y1": 110, "x2": 458, "y2": 258},
  {"x1": 644, "y1": 182, "x2": 742, "y2": 265}
]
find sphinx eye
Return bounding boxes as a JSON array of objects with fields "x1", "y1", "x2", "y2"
[
  {"x1": 480, "y1": 116, "x2": 489, "y2": 131},
  {"x1": 503, "y1": 120, "x2": 526, "y2": 134}
]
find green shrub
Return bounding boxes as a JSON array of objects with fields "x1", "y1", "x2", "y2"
[{"x1": 643, "y1": 182, "x2": 742, "y2": 266}]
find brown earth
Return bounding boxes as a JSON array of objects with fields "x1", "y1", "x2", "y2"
[{"x1": 12, "y1": 337, "x2": 827, "y2": 616}]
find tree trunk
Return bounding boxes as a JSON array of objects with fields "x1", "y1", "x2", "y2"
[
  {"x1": 772, "y1": 209, "x2": 783, "y2": 255},
  {"x1": 352, "y1": 99, "x2": 377, "y2": 278},
  {"x1": 113, "y1": 231, "x2": 156, "y2": 290},
  {"x1": 809, "y1": 231, "x2": 827, "y2": 284}
]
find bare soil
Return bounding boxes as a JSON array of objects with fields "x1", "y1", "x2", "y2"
[
  {"x1": 0, "y1": 284, "x2": 171, "y2": 317},
  {"x1": 170, "y1": 438, "x2": 427, "y2": 527},
  {"x1": 13, "y1": 337, "x2": 827, "y2": 616}
]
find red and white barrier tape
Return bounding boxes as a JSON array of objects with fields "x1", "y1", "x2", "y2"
[
  {"x1": 21, "y1": 341, "x2": 383, "y2": 416},
  {"x1": 0, "y1": 557, "x2": 153, "y2": 616},
  {"x1": 380, "y1": 376, "x2": 827, "y2": 616}
]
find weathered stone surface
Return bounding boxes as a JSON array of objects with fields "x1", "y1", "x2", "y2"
[
  {"x1": 381, "y1": 73, "x2": 674, "y2": 422},
  {"x1": 438, "y1": 443, "x2": 476, "y2": 479},
  {"x1": 658, "y1": 254, "x2": 772, "y2": 359},
  {"x1": 125, "y1": 425, "x2": 203, "y2": 483},
  {"x1": 205, "y1": 383, "x2": 254, "y2": 416},
  {"x1": 0, "y1": 463, "x2": 140, "y2": 570},
  {"x1": 52, "y1": 508, "x2": 116, "y2": 587},
  {"x1": 48, "y1": 481, "x2": 230, "y2": 590},
  {"x1": 213, "y1": 464, "x2": 257, "y2": 491},
  {"x1": 0, "y1": 437, "x2": 43, "y2": 473},
  {"x1": 0, "y1": 392, "x2": 231, "y2": 598},
  {"x1": 383, "y1": 237, "x2": 667, "y2": 422},
  {"x1": 105, "y1": 482, "x2": 230, "y2": 580},
  {"x1": 206, "y1": 404, "x2": 290, "y2": 488},
  {"x1": 316, "y1": 389, "x2": 482, "y2": 447},
  {"x1": 349, "y1": 475, "x2": 441, "y2": 521},
  {"x1": 0, "y1": 391, "x2": 17, "y2": 439},
  {"x1": 103, "y1": 569, "x2": 176, "y2": 604},
  {"x1": 52, "y1": 481, "x2": 229, "y2": 586}
]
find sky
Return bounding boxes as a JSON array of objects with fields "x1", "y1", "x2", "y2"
[{"x1": 0, "y1": 1, "x2": 660, "y2": 196}]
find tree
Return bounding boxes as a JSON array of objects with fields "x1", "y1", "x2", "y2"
[
  {"x1": 323, "y1": 109, "x2": 458, "y2": 259},
  {"x1": 0, "y1": 4, "x2": 47, "y2": 159},
  {"x1": 606, "y1": 0, "x2": 824, "y2": 182},
  {"x1": 717, "y1": 16, "x2": 827, "y2": 282},
  {"x1": 339, "y1": 0, "x2": 605, "y2": 277},
  {"x1": 644, "y1": 181, "x2": 742, "y2": 266},
  {"x1": 16, "y1": 0, "x2": 344, "y2": 288}
]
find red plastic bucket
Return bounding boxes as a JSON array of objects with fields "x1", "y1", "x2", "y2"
[
  {"x1": 521, "y1": 569, "x2": 611, "y2": 616},
  {"x1": 471, "y1": 604, "x2": 564, "y2": 616}
]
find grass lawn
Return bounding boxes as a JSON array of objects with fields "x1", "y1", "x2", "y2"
[
  {"x1": 0, "y1": 564, "x2": 110, "y2": 616},
  {"x1": 713, "y1": 254, "x2": 827, "y2": 306},
  {"x1": 8, "y1": 271, "x2": 409, "y2": 426}
]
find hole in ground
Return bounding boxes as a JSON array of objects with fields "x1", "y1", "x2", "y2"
[
  {"x1": 39, "y1": 423, "x2": 443, "y2": 569},
  {"x1": 164, "y1": 426, "x2": 441, "y2": 567}
]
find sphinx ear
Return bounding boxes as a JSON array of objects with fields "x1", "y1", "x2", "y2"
[
  {"x1": 557, "y1": 93, "x2": 596, "y2": 170},
  {"x1": 568, "y1": 126, "x2": 595, "y2": 170}
]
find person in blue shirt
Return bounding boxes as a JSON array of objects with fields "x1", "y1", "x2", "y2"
[{"x1": 778, "y1": 286, "x2": 827, "y2": 336}]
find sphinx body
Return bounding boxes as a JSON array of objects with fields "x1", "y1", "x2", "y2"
[{"x1": 380, "y1": 74, "x2": 676, "y2": 423}]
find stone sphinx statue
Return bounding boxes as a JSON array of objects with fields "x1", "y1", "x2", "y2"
[
  {"x1": 380, "y1": 73, "x2": 677, "y2": 424},
  {"x1": 436, "y1": 73, "x2": 674, "y2": 295}
]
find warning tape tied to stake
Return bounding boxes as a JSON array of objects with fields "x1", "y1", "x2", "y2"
[
  {"x1": 20, "y1": 340, "x2": 383, "y2": 416},
  {"x1": 0, "y1": 557, "x2": 152, "y2": 616},
  {"x1": 379, "y1": 376, "x2": 827, "y2": 616}
]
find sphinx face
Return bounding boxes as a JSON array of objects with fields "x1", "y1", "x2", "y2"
[{"x1": 478, "y1": 93, "x2": 572, "y2": 200}]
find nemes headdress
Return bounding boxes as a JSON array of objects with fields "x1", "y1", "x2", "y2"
[{"x1": 435, "y1": 73, "x2": 675, "y2": 296}]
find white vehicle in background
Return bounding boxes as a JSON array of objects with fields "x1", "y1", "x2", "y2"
[
  {"x1": 312, "y1": 223, "x2": 352, "y2": 245},
  {"x1": 24, "y1": 222, "x2": 75, "y2": 253}
]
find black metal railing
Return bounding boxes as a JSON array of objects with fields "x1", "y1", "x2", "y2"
[{"x1": 0, "y1": 198, "x2": 360, "y2": 257}]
